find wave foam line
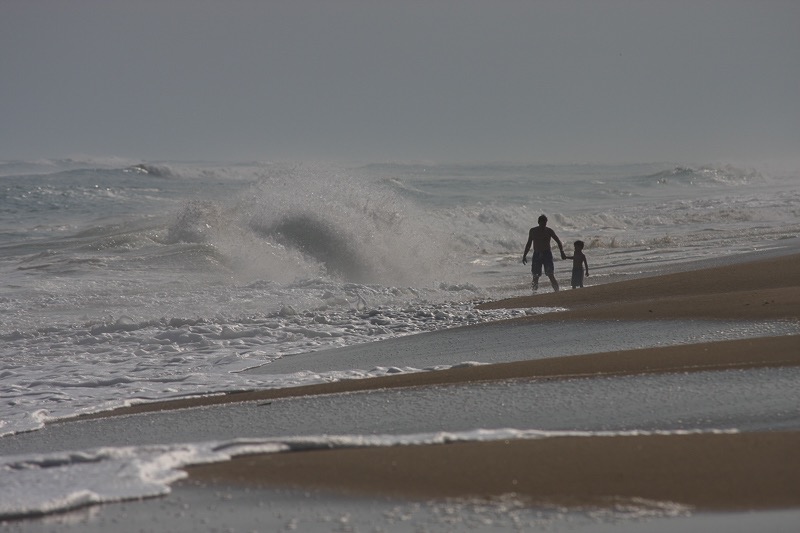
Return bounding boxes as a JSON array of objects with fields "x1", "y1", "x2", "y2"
[{"x1": 0, "y1": 427, "x2": 737, "y2": 519}]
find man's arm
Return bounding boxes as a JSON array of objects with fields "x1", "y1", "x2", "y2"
[
  {"x1": 522, "y1": 228, "x2": 534, "y2": 264},
  {"x1": 551, "y1": 230, "x2": 566, "y2": 260}
]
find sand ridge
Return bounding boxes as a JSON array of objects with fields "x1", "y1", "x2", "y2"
[{"x1": 186, "y1": 430, "x2": 800, "y2": 510}]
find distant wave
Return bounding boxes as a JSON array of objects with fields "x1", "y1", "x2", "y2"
[
  {"x1": 636, "y1": 165, "x2": 764, "y2": 187},
  {"x1": 0, "y1": 157, "x2": 143, "y2": 178},
  {"x1": 124, "y1": 163, "x2": 174, "y2": 178},
  {"x1": 0, "y1": 158, "x2": 274, "y2": 182}
]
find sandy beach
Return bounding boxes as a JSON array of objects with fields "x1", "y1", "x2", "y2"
[{"x1": 5, "y1": 251, "x2": 800, "y2": 531}]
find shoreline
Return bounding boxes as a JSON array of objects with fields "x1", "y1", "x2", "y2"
[
  {"x1": 30, "y1": 251, "x2": 800, "y2": 517},
  {"x1": 70, "y1": 252, "x2": 800, "y2": 421},
  {"x1": 70, "y1": 334, "x2": 800, "y2": 420},
  {"x1": 179, "y1": 251, "x2": 800, "y2": 511}
]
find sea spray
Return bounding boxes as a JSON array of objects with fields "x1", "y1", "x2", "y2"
[{"x1": 203, "y1": 164, "x2": 462, "y2": 285}]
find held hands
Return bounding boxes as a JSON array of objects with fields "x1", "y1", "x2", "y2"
[{"x1": 560, "y1": 251, "x2": 567, "y2": 260}]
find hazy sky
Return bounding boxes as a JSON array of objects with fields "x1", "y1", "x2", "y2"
[{"x1": 2, "y1": 1, "x2": 798, "y2": 164}]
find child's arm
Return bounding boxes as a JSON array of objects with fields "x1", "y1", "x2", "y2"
[{"x1": 582, "y1": 255, "x2": 589, "y2": 275}]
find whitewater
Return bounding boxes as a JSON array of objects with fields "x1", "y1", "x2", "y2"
[{"x1": 1, "y1": 158, "x2": 799, "y2": 521}]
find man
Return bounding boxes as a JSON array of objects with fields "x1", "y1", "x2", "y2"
[{"x1": 522, "y1": 214, "x2": 566, "y2": 292}]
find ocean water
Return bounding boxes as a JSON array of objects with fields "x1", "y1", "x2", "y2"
[{"x1": 1, "y1": 158, "x2": 799, "y2": 521}]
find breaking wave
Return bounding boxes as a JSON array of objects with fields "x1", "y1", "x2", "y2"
[{"x1": 163, "y1": 165, "x2": 458, "y2": 285}]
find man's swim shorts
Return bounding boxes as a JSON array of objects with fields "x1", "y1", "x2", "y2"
[{"x1": 531, "y1": 250, "x2": 554, "y2": 276}]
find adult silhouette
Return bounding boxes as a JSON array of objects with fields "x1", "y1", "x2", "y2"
[{"x1": 522, "y1": 214, "x2": 566, "y2": 291}]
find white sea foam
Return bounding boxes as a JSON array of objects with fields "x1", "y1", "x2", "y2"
[{"x1": 0, "y1": 302, "x2": 544, "y2": 437}]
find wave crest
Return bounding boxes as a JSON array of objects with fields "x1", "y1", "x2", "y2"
[{"x1": 159, "y1": 166, "x2": 457, "y2": 285}]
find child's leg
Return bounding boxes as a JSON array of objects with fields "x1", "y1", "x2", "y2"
[{"x1": 571, "y1": 269, "x2": 583, "y2": 289}]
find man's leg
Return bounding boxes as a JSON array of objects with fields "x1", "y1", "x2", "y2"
[
  {"x1": 543, "y1": 252, "x2": 558, "y2": 292},
  {"x1": 531, "y1": 252, "x2": 543, "y2": 291}
]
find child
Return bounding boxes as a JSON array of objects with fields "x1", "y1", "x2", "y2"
[{"x1": 565, "y1": 240, "x2": 589, "y2": 289}]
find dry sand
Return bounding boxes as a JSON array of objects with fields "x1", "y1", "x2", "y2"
[{"x1": 176, "y1": 253, "x2": 800, "y2": 511}]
